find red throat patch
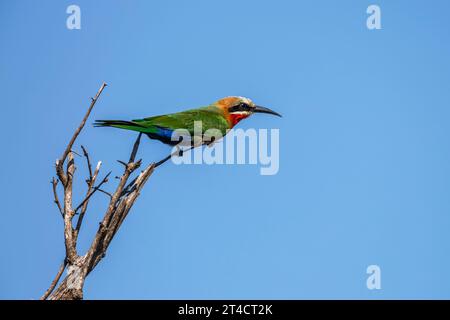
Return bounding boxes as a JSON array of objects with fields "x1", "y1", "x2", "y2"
[{"x1": 229, "y1": 113, "x2": 250, "y2": 126}]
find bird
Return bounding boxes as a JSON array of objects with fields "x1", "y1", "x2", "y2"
[{"x1": 94, "y1": 96, "x2": 281, "y2": 147}]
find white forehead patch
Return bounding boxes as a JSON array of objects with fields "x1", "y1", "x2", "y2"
[{"x1": 236, "y1": 96, "x2": 253, "y2": 105}]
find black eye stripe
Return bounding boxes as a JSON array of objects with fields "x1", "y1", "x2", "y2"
[{"x1": 229, "y1": 103, "x2": 252, "y2": 113}]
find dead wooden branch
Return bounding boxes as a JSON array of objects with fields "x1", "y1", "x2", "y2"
[
  {"x1": 51, "y1": 178, "x2": 63, "y2": 217},
  {"x1": 56, "y1": 83, "x2": 107, "y2": 186},
  {"x1": 41, "y1": 82, "x2": 177, "y2": 300},
  {"x1": 41, "y1": 259, "x2": 67, "y2": 300}
]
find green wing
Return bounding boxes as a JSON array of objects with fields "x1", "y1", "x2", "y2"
[{"x1": 133, "y1": 106, "x2": 230, "y2": 136}]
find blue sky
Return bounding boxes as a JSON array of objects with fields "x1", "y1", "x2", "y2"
[{"x1": 1, "y1": 0, "x2": 450, "y2": 299}]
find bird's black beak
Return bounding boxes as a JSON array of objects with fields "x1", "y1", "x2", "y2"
[{"x1": 253, "y1": 105, "x2": 282, "y2": 117}]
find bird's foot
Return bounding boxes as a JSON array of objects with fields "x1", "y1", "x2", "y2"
[{"x1": 175, "y1": 146, "x2": 184, "y2": 157}]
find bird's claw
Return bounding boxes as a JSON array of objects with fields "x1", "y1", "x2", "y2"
[{"x1": 175, "y1": 146, "x2": 184, "y2": 157}]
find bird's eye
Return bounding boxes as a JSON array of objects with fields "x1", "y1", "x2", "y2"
[
  {"x1": 229, "y1": 102, "x2": 252, "y2": 113},
  {"x1": 240, "y1": 103, "x2": 251, "y2": 111}
]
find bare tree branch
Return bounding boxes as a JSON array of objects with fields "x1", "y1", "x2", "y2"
[
  {"x1": 74, "y1": 166, "x2": 109, "y2": 240},
  {"x1": 51, "y1": 178, "x2": 63, "y2": 217},
  {"x1": 97, "y1": 188, "x2": 113, "y2": 198},
  {"x1": 129, "y1": 132, "x2": 142, "y2": 163},
  {"x1": 43, "y1": 82, "x2": 187, "y2": 300},
  {"x1": 155, "y1": 146, "x2": 192, "y2": 168},
  {"x1": 81, "y1": 145, "x2": 93, "y2": 182},
  {"x1": 63, "y1": 151, "x2": 78, "y2": 264},
  {"x1": 56, "y1": 83, "x2": 107, "y2": 186},
  {"x1": 43, "y1": 83, "x2": 161, "y2": 300},
  {"x1": 40, "y1": 259, "x2": 67, "y2": 300},
  {"x1": 58, "y1": 83, "x2": 107, "y2": 169},
  {"x1": 84, "y1": 134, "x2": 144, "y2": 269},
  {"x1": 74, "y1": 170, "x2": 110, "y2": 215}
]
